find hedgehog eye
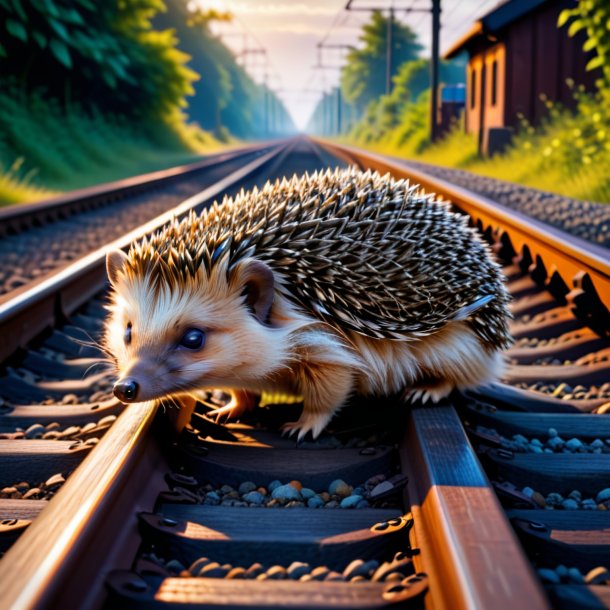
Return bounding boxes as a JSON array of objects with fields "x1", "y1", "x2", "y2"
[
  {"x1": 179, "y1": 328, "x2": 206, "y2": 350},
  {"x1": 124, "y1": 322, "x2": 132, "y2": 345}
]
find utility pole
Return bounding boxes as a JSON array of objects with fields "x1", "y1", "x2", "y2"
[
  {"x1": 345, "y1": 0, "x2": 441, "y2": 140},
  {"x1": 386, "y1": 7, "x2": 394, "y2": 95},
  {"x1": 316, "y1": 42, "x2": 354, "y2": 134},
  {"x1": 345, "y1": 1, "x2": 428, "y2": 95},
  {"x1": 430, "y1": 0, "x2": 441, "y2": 141}
]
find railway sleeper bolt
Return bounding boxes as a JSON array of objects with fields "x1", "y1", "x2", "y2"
[
  {"x1": 165, "y1": 472, "x2": 199, "y2": 490},
  {"x1": 527, "y1": 521, "x2": 548, "y2": 533},
  {"x1": 371, "y1": 513, "x2": 414, "y2": 534},
  {"x1": 381, "y1": 572, "x2": 428, "y2": 602}
]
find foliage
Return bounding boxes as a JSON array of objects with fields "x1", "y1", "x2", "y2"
[
  {"x1": 345, "y1": 87, "x2": 610, "y2": 204},
  {"x1": 0, "y1": 156, "x2": 54, "y2": 206},
  {"x1": 347, "y1": 58, "x2": 465, "y2": 142},
  {"x1": 341, "y1": 10, "x2": 422, "y2": 113},
  {"x1": 157, "y1": 0, "x2": 294, "y2": 138},
  {"x1": 0, "y1": 0, "x2": 198, "y2": 118},
  {"x1": 0, "y1": 78, "x2": 224, "y2": 205},
  {"x1": 559, "y1": 0, "x2": 610, "y2": 91}
]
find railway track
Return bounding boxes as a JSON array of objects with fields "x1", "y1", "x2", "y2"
[
  {"x1": 0, "y1": 141, "x2": 281, "y2": 303},
  {"x1": 0, "y1": 137, "x2": 608, "y2": 610}
]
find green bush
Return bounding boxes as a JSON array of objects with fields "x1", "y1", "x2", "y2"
[{"x1": 0, "y1": 78, "x2": 224, "y2": 204}]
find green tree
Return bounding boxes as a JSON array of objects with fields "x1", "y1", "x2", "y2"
[
  {"x1": 0, "y1": 0, "x2": 197, "y2": 119},
  {"x1": 157, "y1": 0, "x2": 294, "y2": 139},
  {"x1": 559, "y1": 0, "x2": 609, "y2": 93},
  {"x1": 341, "y1": 10, "x2": 422, "y2": 113}
]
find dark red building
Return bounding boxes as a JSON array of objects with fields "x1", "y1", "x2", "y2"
[{"x1": 444, "y1": 0, "x2": 599, "y2": 155}]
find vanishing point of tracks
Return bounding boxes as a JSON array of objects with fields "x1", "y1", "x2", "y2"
[{"x1": 0, "y1": 137, "x2": 609, "y2": 610}]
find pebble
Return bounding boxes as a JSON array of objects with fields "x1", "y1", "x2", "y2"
[
  {"x1": 22, "y1": 488, "x2": 43, "y2": 499},
  {"x1": 531, "y1": 492, "x2": 546, "y2": 508},
  {"x1": 200, "y1": 563, "x2": 230, "y2": 578},
  {"x1": 189, "y1": 558, "x2": 211, "y2": 575},
  {"x1": 340, "y1": 494, "x2": 364, "y2": 508},
  {"x1": 568, "y1": 567, "x2": 585, "y2": 583},
  {"x1": 166, "y1": 559, "x2": 186, "y2": 573},
  {"x1": 561, "y1": 499, "x2": 579, "y2": 510},
  {"x1": 266, "y1": 566, "x2": 287, "y2": 579},
  {"x1": 238, "y1": 481, "x2": 257, "y2": 495},
  {"x1": 370, "y1": 480, "x2": 394, "y2": 498},
  {"x1": 25, "y1": 424, "x2": 45, "y2": 439},
  {"x1": 285, "y1": 500, "x2": 305, "y2": 508},
  {"x1": 268, "y1": 480, "x2": 282, "y2": 492},
  {"x1": 537, "y1": 568, "x2": 561, "y2": 584},
  {"x1": 596, "y1": 488, "x2": 610, "y2": 503},
  {"x1": 300, "y1": 487, "x2": 316, "y2": 499},
  {"x1": 226, "y1": 567, "x2": 247, "y2": 579},
  {"x1": 310, "y1": 566, "x2": 330, "y2": 580},
  {"x1": 287, "y1": 562, "x2": 311, "y2": 580},
  {"x1": 204, "y1": 491, "x2": 221, "y2": 506},
  {"x1": 193, "y1": 474, "x2": 399, "y2": 510},
  {"x1": 565, "y1": 438, "x2": 583, "y2": 452},
  {"x1": 307, "y1": 496, "x2": 325, "y2": 508},
  {"x1": 271, "y1": 484, "x2": 302, "y2": 502},
  {"x1": 328, "y1": 479, "x2": 352, "y2": 498},
  {"x1": 44, "y1": 473, "x2": 65, "y2": 489},
  {"x1": 478, "y1": 425, "x2": 610, "y2": 455},
  {"x1": 246, "y1": 563, "x2": 264, "y2": 578},
  {"x1": 242, "y1": 491, "x2": 264, "y2": 505},
  {"x1": 343, "y1": 559, "x2": 379, "y2": 579}
]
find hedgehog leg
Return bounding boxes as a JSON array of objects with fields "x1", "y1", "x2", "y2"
[{"x1": 281, "y1": 362, "x2": 354, "y2": 440}]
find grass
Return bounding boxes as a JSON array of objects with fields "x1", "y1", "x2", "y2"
[
  {"x1": 0, "y1": 80, "x2": 231, "y2": 206},
  {"x1": 343, "y1": 86, "x2": 610, "y2": 203}
]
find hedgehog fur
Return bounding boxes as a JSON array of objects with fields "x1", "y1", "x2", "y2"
[{"x1": 104, "y1": 167, "x2": 511, "y2": 438}]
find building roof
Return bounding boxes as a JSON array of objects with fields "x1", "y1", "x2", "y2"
[{"x1": 444, "y1": 0, "x2": 550, "y2": 58}]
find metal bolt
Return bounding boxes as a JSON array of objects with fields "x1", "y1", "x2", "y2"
[{"x1": 159, "y1": 517, "x2": 178, "y2": 527}]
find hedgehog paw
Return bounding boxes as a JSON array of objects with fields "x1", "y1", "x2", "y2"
[
  {"x1": 207, "y1": 390, "x2": 258, "y2": 423},
  {"x1": 281, "y1": 411, "x2": 331, "y2": 441},
  {"x1": 404, "y1": 381, "x2": 454, "y2": 405}
]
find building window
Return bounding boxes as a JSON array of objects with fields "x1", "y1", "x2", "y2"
[
  {"x1": 491, "y1": 60, "x2": 498, "y2": 106},
  {"x1": 470, "y1": 68, "x2": 476, "y2": 109}
]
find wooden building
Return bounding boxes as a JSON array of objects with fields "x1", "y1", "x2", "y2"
[{"x1": 444, "y1": 0, "x2": 599, "y2": 155}]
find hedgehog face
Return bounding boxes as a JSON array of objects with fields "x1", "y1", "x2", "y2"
[{"x1": 104, "y1": 250, "x2": 292, "y2": 404}]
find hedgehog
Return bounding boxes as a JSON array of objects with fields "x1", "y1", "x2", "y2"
[{"x1": 104, "y1": 167, "x2": 511, "y2": 439}]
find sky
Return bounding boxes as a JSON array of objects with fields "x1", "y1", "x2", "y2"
[{"x1": 200, "y1": 0, "x2": 503, "y2": 130}]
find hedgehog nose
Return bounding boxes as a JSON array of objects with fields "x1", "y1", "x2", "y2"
[{"x1": 114, "y1": 378, "x2": 139, "y2": 402}]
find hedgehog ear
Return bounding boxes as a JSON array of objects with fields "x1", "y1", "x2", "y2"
[
  {"x1": 106, "y1": 249, "x2": 129, "y2": 287},
  {"x1": 234, "y1": 259, "x2": 275, "y2": 325}
]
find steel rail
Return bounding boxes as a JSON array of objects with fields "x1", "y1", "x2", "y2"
[
  {"x1": 0, "y1": 140, "x2": 293, "y2": 610},
  {"x1": 314, "y1": 140, "x2": 610, "y2": 316},
  {"x1": 0, "y1": 142, "x2": 275, "y2": 237},
  {"x1": 0, "y1": 143, "x2": 288, "y2": 362},
  {"x1": 402, "y1": 407, "x2": 549, "y2": 610}
]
